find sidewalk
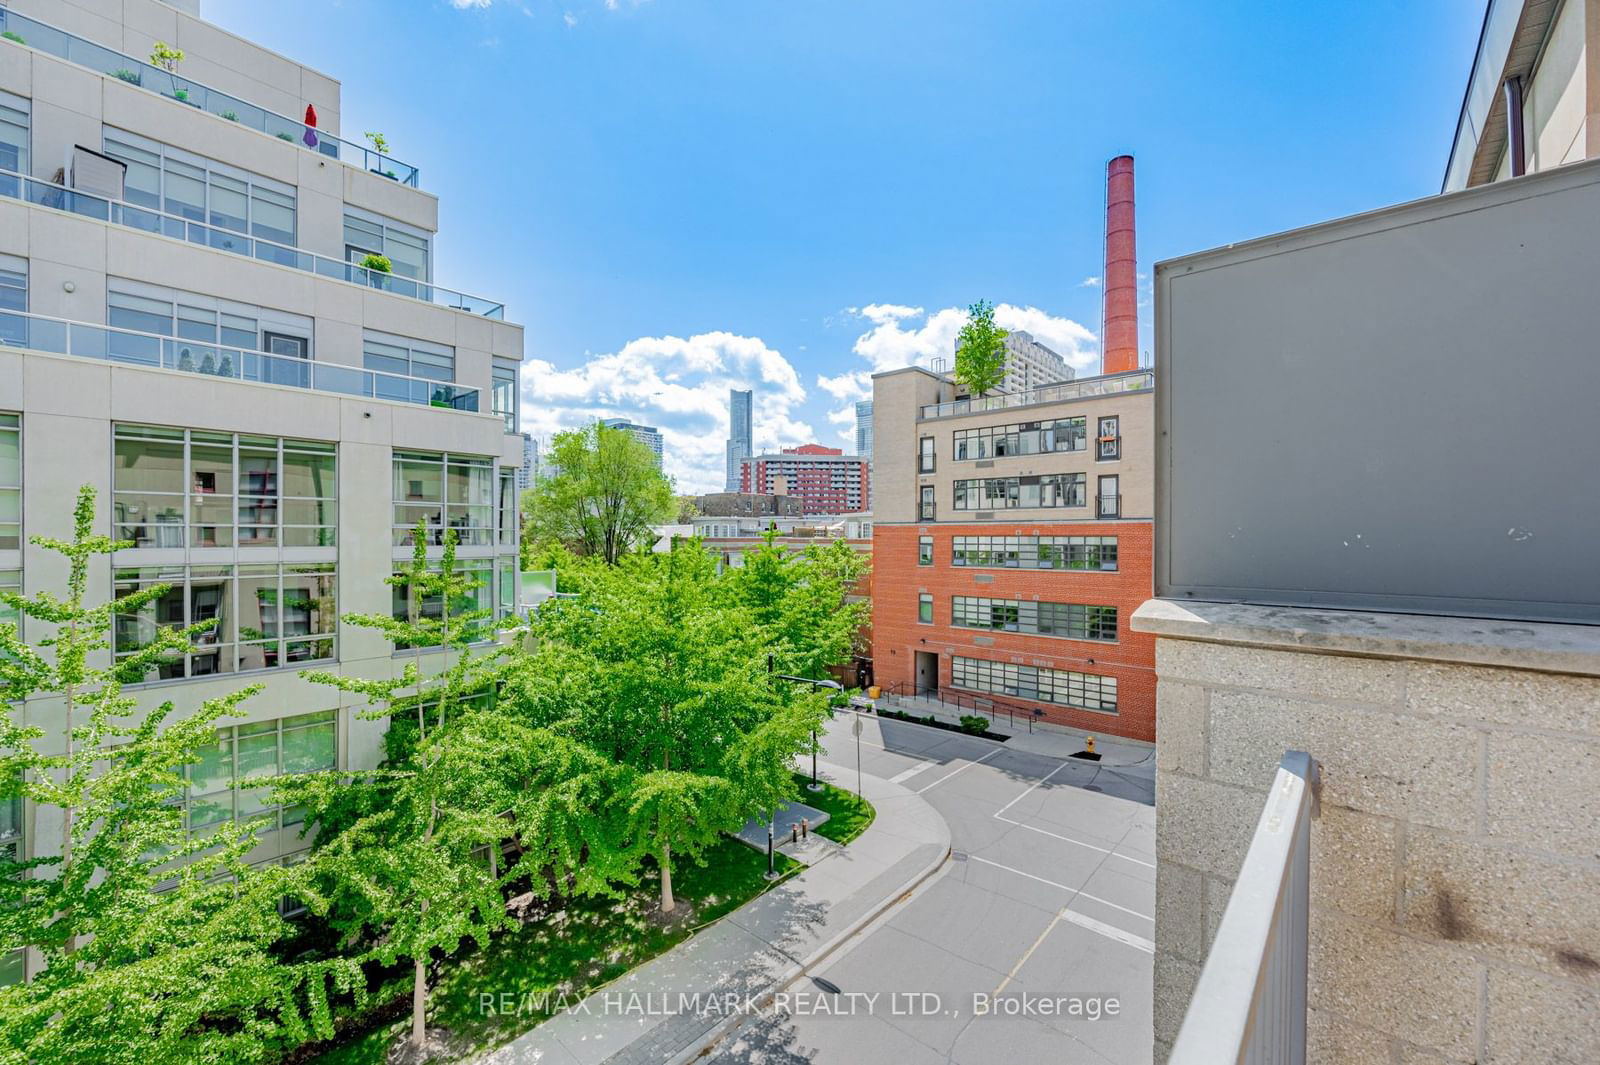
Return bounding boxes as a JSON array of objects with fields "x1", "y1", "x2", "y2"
[
  {"x1": 484, "y1": 760, "x2": 951, "y2": 1065},
  {"x1": 874, "y1": 690, "x2": 1156, "y2": 766}
]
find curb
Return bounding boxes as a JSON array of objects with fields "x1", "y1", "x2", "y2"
[{"x1": 665, "y1": 761, "x2": 952, "y2": 1064}]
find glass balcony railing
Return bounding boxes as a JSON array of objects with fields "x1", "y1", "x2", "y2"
[
  {"x1": 0, "y1": 9, "x2": 420, "y2": 187},
  {"x1": 0, "y1": 310, "x2": 481, "y2": 412},
  {"x1": 0, "y1": 168, "x2": 506, "y2": 318},
  {"x1": 919, "y1": 370, "x2": 1156, "y2": 420}
]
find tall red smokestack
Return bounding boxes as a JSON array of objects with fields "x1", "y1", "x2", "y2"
[{"x1": 1101, "y1": 155, "x2": 1138, "y2": 376}]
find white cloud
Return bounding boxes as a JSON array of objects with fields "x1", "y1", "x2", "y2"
[
  {"x1": 520, "y1": 331, "x2": 816, "y2": 494},
  {"x1": 449, "y1": 0, "x2": 492, "y2": 8},
  {"x1": 1080, "y1": 276, "x2": 1101, "y2": 287},
  {"x1": 817, "y1": 302, "x2": 1101, "y2": 442},
  {"x1": 563, "y1": 11, "x2": 578, "y2": 25}
]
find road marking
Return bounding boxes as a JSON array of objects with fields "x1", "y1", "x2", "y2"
[
  {"x1": 887, "y1": 760, "x2": 938, "y2": 785},
  {"x1": 916, "y1": 748, "x2": 1003, "y2": 794},
  {"x1": 993, "y1": 907, "x2": 1068, "y2": 995},
  {"x1": 1057, "y1": 907, "x2": 1154, "y2": 953},
  {"x1": 966, "y1": 854, "x2": 1152, "y2": 922},
  {"x1": 996, "y1": 814, "x2": 1157, "y2": 870},
  {"x1": 992, "y1": 759, "x2": 1072, "y2": 818}
]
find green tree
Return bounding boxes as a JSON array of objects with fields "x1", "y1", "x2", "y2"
[
  {"x1": 522, "y1": 541, "x2": 822, "y2": 912},
  {"x1": 523, "y1": 424, "x2": 675, "y2": 564},
  {"x1": 953, "y1": 298, "x2": 1009, "y2": 397},
  {"x1": 292, "y1": 526, "x2": 514, "y2": 1051},
  {"x1": 0, "y1": 486, "x2": 354, "y2": 1063},
  {"x1": 729, "y1": 530, "x2": 869, "y2": 682}
]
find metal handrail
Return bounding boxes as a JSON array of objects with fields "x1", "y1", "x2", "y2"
[
  {"x1": 879, "y1": 680, "x2": 1040, "y2": 728},
  {"x1": 0, "y1": 9, "x2": 420, "y2": 186},
  {"x1": 920, "y1": 370, "x2": 1155, "y2": 420},
  {"x1": 0, "y1": 309, "x2": 481, "y2": 412},
  {"x1": 0, "y1": 168, "x2": 505, "y2": 319},
  {"x1": 1169, "y1": 751, "x2": 1320, "y2": 1065}
]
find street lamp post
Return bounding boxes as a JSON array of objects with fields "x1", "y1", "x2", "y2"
[{"x1": 775, "y1": 672, "x2": 842, "y2": 792}]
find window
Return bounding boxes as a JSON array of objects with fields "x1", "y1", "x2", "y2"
[
  {"x1": 113, "y1": 563, "x2": 336, "y2": 681},
  {"x1": 1097, "y1": 416, "x2": 1121, "y2": 461},
  {"x1": 918, "y1": 485, "x2": 936, "y2": 521},
  {"x1": 918, "y1": 535, "x2": 933, "y2": 566},
  {"x1": 344, "y1": 210, "x2": 431, "y2": 281},
  {"x1": 497, "y1": 468, "x2": 518, "y2": 549},
  {"x1": 951, "y1": 535, "x2": 1117, "y2": 571},
  {"x1": 364, "y1": 331, "x2": 455, "y2": 387},
  {"x1": 951, "y1": 597, "x2": 1117, "y2": 641},
  {"x1": 176, "y1": 712, "x2": 336, "y2": 838},
  {"x1": 951, "y1": 656, "x2": 1117, "y2": 714},
  {"x1": 113, "y1": 426, "x2": 335, "y2": 549},
  {"x1": 393, "y1": 451, "x2": 495, "y2": 547},
  {"x1": 0, "y1": 413, "x2": 17, "y2": 551},
  {"x1": 0, "y1": 569, "x2": 18, "y2": 636},
  {"x1": 1098, "y1": 475, "x2": 1120, "y2": 519},
  {"x1": 918, "y1": 593, "x2": 934, "y2": 624},
  {"x1": 953, "y1": 417, "x2": 1086, "y2": 460},
  {"x1": 0, "y1": 90, "x2": 29, "y2": 197},
  {"x1": 0, "y1": 756, "x2": 18, "y2": 985},
  {"x1": 918, "y1": 436, "x2": 935, "y2": 473},
  {"x1": 951, "y1": 474, "x2": 1085, "y2": 510},
  {"x1": 492, "y1": 361, "x2": 519, "y2": 433},
  {"x1": 0, "y1": 255, "x2": 24, "y2": 347},
  {"x1": 102, "y1": 129, "x2": 297, "y2": 247},
  {"x1": 391, "y1": 557, "x2": 496, "y2": 646},
  {"x1": 106, "y1": 283, "x2": 312, "y2": 379}
]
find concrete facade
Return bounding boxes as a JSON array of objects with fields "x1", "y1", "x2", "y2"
[
  {"x1": 1134, "y1": 600, "x2": 1600, "y2": 1065},
  {"x1": 0, "y1": 0, "x2": 525, "y2": 983},
  {"x1": 871, "y1": 365, "x2": 1156, "y2": 742}
]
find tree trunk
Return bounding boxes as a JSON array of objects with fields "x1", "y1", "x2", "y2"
[
  {"x1": 660, "y1": 842, "x2": 674, "y2": 913},
  {"x1": 411, "y1": 950, "x2": 427, "y2": 1047}
]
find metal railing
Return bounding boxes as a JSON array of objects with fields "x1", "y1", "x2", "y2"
[
  {"x1": 878, "y1": 681, "x2": 1040, "y2": 729},
  {"x1": 1097, "y1": 494, "x2": 1122, "y2": 519},
  {"x1": 1169, "y1": 750, "x2": 1320, "y2": 1065},
  {"x1": 920, "y1": 370, "x2": 1155, "y2": 420},
  {"x1": 0, "y1": 9, "x2": 420, "y2": 186},
  {"x1": 0, "y1": 310, "x2": 480, "y2": 412},
  {"x1": 0, "y1": 168, "x2": 505, "y2": 318}
]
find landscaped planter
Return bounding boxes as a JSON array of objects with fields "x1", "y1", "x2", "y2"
[{"x1": 874, "y1": 705, "x2": 1010, "y2": 742}]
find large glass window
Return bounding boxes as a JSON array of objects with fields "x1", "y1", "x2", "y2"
[
  {"x1": 951, "y1": 535, "x2": 1117, "y2": 571},
  {"x1": 103, "y1": 129, "x2": 297, "y2": 245},
  {"x1": 390, "y1": 558, "x2": 495, "y2": 646},
  {"x1": 113, "y1": 563, "x2": 335, "y2": 681},
  {"x1": 363, "y1": 332, "x2": 455, "y2": 394},
  {"x1": 951, "y1": 474, "x2": 1084, "y2": 511},
  {"x1": 951, "y1": 655, "x2": 1117, "y2": 714},
  {"x1": 344, "y1": 210, "x2": 431, "y2": 281},
  {"x1": 951, "y1": 596, "x2": 1117, "y2": 641},
  {"x1": 107, "y1": 283, "x2": 312, "y2": 377},
  {"x1": 0, "y1": 413, "x2": 18, "y2": 551},
  {"x1": 393, "y1": 451, "x2": 494, "y2": 547},
  {"x1": 114, "y1": 426, "x2": 335, "y2": 550},
  {"x1": 0, "y1": 90, "x2": 28, "y2": 186},
  {"x1": 497, "y1": 468, "x2": 518, "y2": 549},
  {"x1": 176, "y1": 711, "x2": 336, "y2": 837},
  {"x1": 492, "y1": 361, "x2": 519, "y2": 433},
  {"x1": 953, "y1": 417, "x2": 1086, "y2": 461},
  {"x1": 0, "y1": 569, "x2": 18, "y2": 635}
]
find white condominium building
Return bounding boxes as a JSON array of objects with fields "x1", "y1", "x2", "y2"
[{"x1": 0, "y1": 0, "x2": 526, "y2": 984}]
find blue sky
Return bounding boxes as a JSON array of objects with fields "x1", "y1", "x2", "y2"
[{"x1": 208, "y1": 0, "x2": 1483, "y2": 492}]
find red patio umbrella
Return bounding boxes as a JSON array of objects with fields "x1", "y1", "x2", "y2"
[{"x1": 303, "y1": 104, "x2": 318, "y2": 148}]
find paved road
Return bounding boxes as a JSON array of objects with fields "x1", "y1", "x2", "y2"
[{"x1": 704, "y1": 713, "x2": 1156, "y2": 1065}]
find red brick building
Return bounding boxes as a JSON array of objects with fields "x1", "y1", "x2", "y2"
[
  {"x1": 739, "y1": 444, "x2": 869, "y2": 515},
  {"x1": 870, "y1": 366, "x2": 1156, "y2": 743}
]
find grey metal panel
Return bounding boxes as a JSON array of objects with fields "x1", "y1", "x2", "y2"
[{"x1": 1154, "y1": 158, "x2": 1600, "y2": 624}]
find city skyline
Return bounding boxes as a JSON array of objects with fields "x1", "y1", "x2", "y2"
[{"x1": 203, "y1": 0, "x2": 1485, "y2": 494}]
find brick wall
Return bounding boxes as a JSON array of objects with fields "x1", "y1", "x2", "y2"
[
  {"x1": 872, "y1": 521, "x2": 1155, "y2": 742},
  {"x1": 1135, "y1": 601, "x2": 1600, "y2": 1065}
]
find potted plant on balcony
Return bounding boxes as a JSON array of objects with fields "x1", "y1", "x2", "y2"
[
  {"x1": 2, "y1": 31, "x2": 25, "y2": 45},
  {"x1": 363, "y1": 131, "x2": 400, "y2": 179},
  {"x1": 112, "y1": 68, "x2": 142, "y2": 84},
  {"x1": 359, "y1": 253, "x2": 392, "y2": 289}
]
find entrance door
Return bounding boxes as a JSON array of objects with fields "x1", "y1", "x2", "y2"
[{"x1": 914, "y1": 650, "x2": 939, "y2": 698}]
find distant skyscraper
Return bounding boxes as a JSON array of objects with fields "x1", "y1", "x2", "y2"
[
  {"x1": 725, "y1": 388, "x2": 753, "y2": 491},
  {"x1": 600, "y1": 418, "x2": 664, "y2": 469},
  {"x1": 854, "y1": 400, "x2": 873, "y2": 459},
  {"x1": 517, "y1": 433, "x2": 538, "y2": 489}
]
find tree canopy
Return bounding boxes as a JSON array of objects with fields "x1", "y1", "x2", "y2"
[
  {"x1": 522, "y1": 424, "x2": 675, "y2": 564},
  {"x1": 953, "y1": 298, "x2": 1009, "y2": 397}
]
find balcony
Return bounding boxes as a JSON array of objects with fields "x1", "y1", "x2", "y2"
[
  {"x1": 1096, "y1": 493, "x2": 1121, "y2": 519},
  {"x1": 0, "y1": 9, "x2": 420, "y2": 187},
  {"x1": 0, "y1": 310, "x2": 480, "y2": 412},
  {"x1": 1, "y1": 169, "x2": 505, "y2": 319},
  {"x1": 920, "y1": 370, "x2": 1154, "y2": 420}
]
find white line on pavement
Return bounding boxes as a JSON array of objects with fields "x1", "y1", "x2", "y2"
[
  {"x1": 916, "y1": 748, "x2": 1003, "y2": 794},
  {"x1": 1058, "y1": 907, "x2": 1154, "y2": 953},
  {"x1": 993, "y1": 907, "x2": 1068, "y2": 996},
  {"x1": 887, "y1": 760, "x2": 938, "y2": 785},
  {"x1": 996, "y1": 814, "x2": 1157, "y2": 870},
  {"x1": 992, "y1": 759, "x2": 1072, "y2": 818},
  {"x1": 966, "y1": 855, "x2": 1152, "y2": 922}
]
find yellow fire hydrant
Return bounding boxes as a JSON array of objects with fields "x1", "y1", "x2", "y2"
[{"x1": 1085, "y1": 735, "x2": 1096, "y2": 756}]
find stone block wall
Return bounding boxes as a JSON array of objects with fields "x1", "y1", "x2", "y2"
[{"x1": 1133, "y1": 600, "x2": 1600, "y2": 1065}]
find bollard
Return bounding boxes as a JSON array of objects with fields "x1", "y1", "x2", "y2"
[
  {"x1": 765, "y1": 824, "x2": 776, "y2": 879},
  {"x1": 801, "y1": 817, "x2": 809, "y2": 840},
  {"x1": 791, "y1": 823, "x2": 799, "y2": 846}
]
